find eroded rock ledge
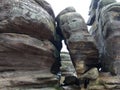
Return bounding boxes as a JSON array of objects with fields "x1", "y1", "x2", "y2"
[{"x1": 0, "y1": 0, "x2": 119, "y2": 90}]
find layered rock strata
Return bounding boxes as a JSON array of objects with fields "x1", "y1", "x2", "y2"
[
  {"x1": 87, "y1": 0, "x2": 120, "y2": 89},
  {"x1": 56, "y1": 7, "x2": 99, "y2": 77},
  {"x1": 88, "y1": 0, "x2": 120, "y2": 75},
  {"x1": 60, "y1": 52, "x2": 76, "y2": 76},
  {"x1": 0, "y1": 0, "x2": 61, "y2": 89}
]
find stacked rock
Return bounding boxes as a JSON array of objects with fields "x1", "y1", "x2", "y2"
[
  {"x1": 56, "y1": 7, "x2": 99, "y2": 77},
  {"x1": 88, "y1": 0, "x2": 120, "y2": 75},
  {"x1": 60, "y1": 52, "x2": 76, "y2": 76},
  {"x1": 0, "y1": 0, "x2": 62, "y2": 74}
]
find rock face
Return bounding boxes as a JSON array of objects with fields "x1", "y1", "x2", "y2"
[
  {"x1": 0, "y1": 0, "x2": 55, "y2": 41},
  {"x1": 87, "y1": 72, "x2": 120, "y2": 90},
  {"x1": 87, "y1": 0, "x2": 100, "y2": 25},
  {"x1": 34, "y1": 0, "x2": 55, "y2": 19},
  {"x1": 56, "y1": 7, "x2": 99, "y2": 77},
  {"x1": 0, "y1": 0, "x2": 61, "y2": 72},
  {"x1": 0, "y1": 70, "x2": 58, "y2": 90},
  {"x1": 100, "y1": 3, "x2": 120, "y2": 75},
  {"x1": 87, "y1": 0, "x2": 120, "y2": 89},
  {"x1": 0, "y1": 0, "x2": 61, "y2": 89},
  {"x1": 0, "y1": 33, "x2": 56, "y2": 71},
  {"x1": 0, "y1": 0, "x2": 120, "y2": 89},
  {"x1": 60, "y1": 52, "x2": 76, "y2": 76},
  {"x1": 88, "y1": 0, "x2": 120, "y2": 75},
  {"x1": 80, "y1": 68, "x2": 99, "y2": 80}
]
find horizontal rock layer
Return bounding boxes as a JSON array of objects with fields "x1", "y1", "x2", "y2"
[
  {"x1": 56, "y1": 7, "x2": 99, "y2": 77},
  {"x1": 0, "y1": 70, "x2": 58, "y2": 90},
  {"x1": 60, "y1": 52, "x2": 76, "y2": 76},
  {"x1": 0, "y1": 33, "x2": 57, "y2": 71},
  {"x1": 0, "y1": 0, "x2": 55, "y2": 41},
  {"x1": 88, "y1": 0, "x2": 120, "y2": 75}
]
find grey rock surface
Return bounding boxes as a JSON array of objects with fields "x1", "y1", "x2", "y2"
[
  {"x1": 56, "y1": 7, "x2": 99, "y2": 77},
  {"x1": 0, "y1": 0, "x2": 55, "y2": 41}
]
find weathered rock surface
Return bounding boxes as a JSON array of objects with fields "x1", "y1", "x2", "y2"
[
  {"x1": 87, "y1": 72, "x2": 120, "y2": 90},
  {"x1": 0, "y1": 0, "x2": 62, "y2": 90},
  {"x1": 34, "y1": 0, "x2": 55, "y2": 19},
  {"x1": 88, "y1": 0, "x2": 120, "y2": 75},
  {"x1": 100, "y1": 3, "x2": 120, "y2": 75},
  {"x1": 60, "y1": 52, "x2": 76, "y2": 76},
  {"x1": 80, "y1": 68, "x2": 99, "y2": 80},
  {"x1": 87, "y1": 0, "x2": 100, "y2": 25},
  {"x1": 0, "y1": 0, "x2": 55, "y2": 41},
  {"x1": 0, "y1": 33, "x2": 57, "y2": 71},
  {"x1": 56, "y1": 7, "x2": 76, "y2": 22},
  {"x1": 56, "y1": 7, "x2": 99, "y2": 77},
  {"x1": 0, "y1": 70, "x2": 59, "y2": 90},
  {"x1": 0, "y1": 0, "x2": 120, "y2": 89}
]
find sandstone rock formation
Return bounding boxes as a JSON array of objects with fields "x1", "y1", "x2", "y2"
[
  {"x1": 56, "y1": 7, "x2": 99, "y2": 77},
  {"x1": 0, "y1": 0, "x2": 120, "y2": 90},
  {"x1": 0, "y1": 0, "x2": 61, "y2": 89},
  {"x1": 0, "y1": 70, "x2": 58, "y2": 90},
  {"x1": 88, "y1": 0, "x2": 120, "y2": 75},
  {"x1": 100, "y1": 2, "x2": 120, "y2": 75},
  {"x1": 0, "y1": 0, "x2": 55, "y2": 41},
  {"x1": 60, "y1": 52, "x2": 76, "y2": 76},
  {"x1": 0, "y1": 33, "x2": 56, "y2": 71},
  {"x1": 0, "y1": 0, "x2": 61, "y2": 72},
  {"x1": 87, "y1": 0, "x2": 100, "y2": 25},
  {"x1": 86, "y1": 0, "x2": 120, "y2": 89}
]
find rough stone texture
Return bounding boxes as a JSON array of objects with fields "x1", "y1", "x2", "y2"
[
  {"x1": 34, "y1": 0, "x2": 55, "y2": 19},
  {"x1": 88, "y1": 0, "x2": 120, "y2": 75},
  {"x1": 0, "y1": 0, "x2": 55, "y2": 41},
  {"x1": 87, "y1": 72, "x2": 120, "y2": 90},
  {"x1": 96, "y1": 0, "x2": 116, "y2": 23},
  {"x1": 0, "y1": 0, "x2": 120, "y2": 89},
  {"x1": 0, "y1": 33, "x2": 57, "y2": 71},
  {"x1": 60, "y1": 52, "x2": 76, "y2": 76},
  {"x1": 0, "y1": 0, "x2": 62, "y2": 90},
  {"x1": 80, "y1": 68, "x2": 99, "y2": 80},
  {"x1": 56, "y1": 7, "x2": 99, "y2": 77},
  {"x1": 59, "y1": 1, "x2": 120, "y2": 89},
  {"x1": 87, "y1": 0, "x2": 100, "y2": 25},
  {"x1": 82, "y1": 0, "x2": 120, "y2": 89},
  {"x1": 56, "y1": 7, "x2": 76, "y2": 22},
  {"x1": 60, "y1": 58, "x2": 120, "y2": 90},
  {"x1": 0, "y1": 70, "x2": 59, "y2": 90},
  {"x1": 100, "y1": 3, "x2": 120, "y2": 75}
]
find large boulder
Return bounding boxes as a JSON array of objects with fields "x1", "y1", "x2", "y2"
[
  {"x1": 34, "y1": 0, "x2": 55, "y2": 19},
  {"x1": 99, "y1": 3, "x2": 120, "y2": 75},
  {"x1": 0, "y1": 0, "x2": 55, "y2": 41},
  {"x1": 88, "y1": 0, "x2": 120, "y2": 75},
  {"x1": 0, "y1": 33, "x2": 57, "y2": 71},
  {"x1": 56, "y1": 7, "x2": 99, "y2": 77},
  {"x1": 0, "y1": 0, "x2": 62, "y2": 89}
]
